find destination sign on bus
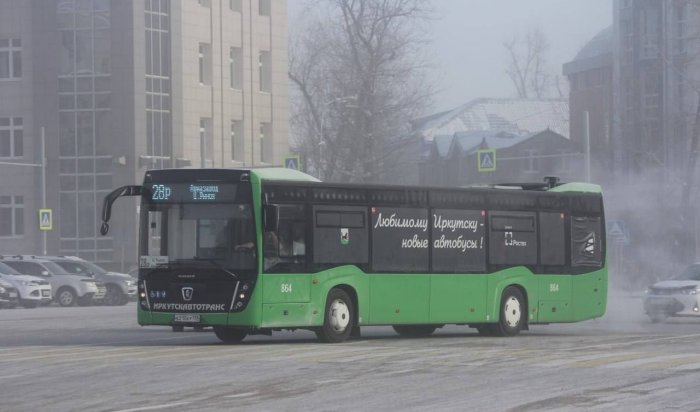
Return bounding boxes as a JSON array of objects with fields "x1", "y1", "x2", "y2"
[{"x1": 147, "y1": 183, "x2": 237, "y2": 203}]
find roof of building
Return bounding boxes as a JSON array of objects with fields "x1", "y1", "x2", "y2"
[
  {"x1": 562, "y1": 26, "x2": 613, "y2": 75},
  {"x1": 413, "y1": 98, "x2": 569, "y2": 142},
  {"x1": 427, "y1": 129, "x2": 571, "y2": 160}
]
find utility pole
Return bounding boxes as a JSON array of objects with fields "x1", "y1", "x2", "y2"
[
  {"x1": 41, "y1": 127, "x2": 47, "y2": 255},
  {"x1": 584, "y1": 111, "x2": 591, "y2": 182}
]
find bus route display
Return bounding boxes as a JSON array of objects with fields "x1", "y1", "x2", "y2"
[{"x1": 147, "y1": 183, "x2": 237, "y2": 203}]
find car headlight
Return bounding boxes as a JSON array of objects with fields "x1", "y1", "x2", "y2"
[
  {"x1": 690, "y1": 288, "x2": 700, "y2": 295},
  {"x1": 125, "y1": 280, "x2": 134, "y2": 286},
  {"x1": 22, "y1": 280, "x2": 31, "y2": 286},
  {"x1": 0, "y1": 286, "x2": 6, "y2": 293}
]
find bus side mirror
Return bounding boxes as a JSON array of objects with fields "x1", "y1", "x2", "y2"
[{"x1": 263, "y1": 204, "x2": 279, "y2": 232}]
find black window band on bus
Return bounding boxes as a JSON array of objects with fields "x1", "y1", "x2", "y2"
[{"x1": 315, "y1": 211, "x2": 365, "y2": 228}]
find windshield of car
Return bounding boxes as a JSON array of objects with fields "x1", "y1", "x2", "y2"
[
  {"x1": 0, "y1": 262, "x2": 22, "y2": 275},
  {"x1": 41, "y1": 261, "x2": 91, "y2": 277},
  {"x1": 53, "y1": 261, "x2": 103, "y2": 276},
  {"x1": 674, "y1": 265, "x2": 700, "y2": 281}
]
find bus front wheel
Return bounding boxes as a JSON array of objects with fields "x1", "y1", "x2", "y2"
[
  {"x1": 316, "y1": 288, "x2": 354, "y2": 343},
  {"x1": 492, "y1": 286, "x2": 525, "y2": 337},
  {"x1": 214, "y1": 327, "x2": 247, "y2": 344}
]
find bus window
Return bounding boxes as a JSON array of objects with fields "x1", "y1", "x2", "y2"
[
  {"x1": 489, "y1": 211, "x2": 537, "y2": 265},
  {"x1": 539, "y1": 212, "x2": 566, "y2": 266},
  {"x1": 312, "y1": 205, "x2": 368, "y2": 265},
  {"x1": 571, "y1": 216, "x2": 602, "y2": 267},
  {"x1": 264, "y1": 204, "x2": 306, "y2": 272},
  {"x1": 431, "y1": 209, "x2": 485, "y2": 273},
  {"x1": 371, "y1": 207, "x2": 429, "y2": 272}
]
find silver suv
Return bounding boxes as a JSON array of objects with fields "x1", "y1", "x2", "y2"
[
  {"x1": 0, "y1": 256, "x2": 106, "y2": 307},
  {"x1": 47, "y1": 256, "x2": 136, "y2": 306},
  {"x1": 0, "y1": 261, "x2": 52, "y2": 308}
]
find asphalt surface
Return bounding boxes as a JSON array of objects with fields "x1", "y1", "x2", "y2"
[{"x1": 1, "y1": 293, "x2": 699, "y2": 412}]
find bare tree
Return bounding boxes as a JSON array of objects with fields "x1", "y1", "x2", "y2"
[
  {"x1": 289, "y1": 0, "x2": 433, "y2": 183},
  {"x1": 504, "y1": 27, "x2": 551, "y2": 99}
]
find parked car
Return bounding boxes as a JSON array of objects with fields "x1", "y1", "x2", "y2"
[
  {"x1": 0, "y1": 278, "x2": 19, "y2": 309},
  {"x1": 644, "y1": 263, "x2": 700, "y2": 322},
  {"x1": 47, "y1": 256, "x2": 136, "y2": 306},
  {"x1": 0, "y1": 261, "x2": 52, "y2": 308},
  {"x1": 0, "y1": 256, "x2": 106, "y2": 307}
]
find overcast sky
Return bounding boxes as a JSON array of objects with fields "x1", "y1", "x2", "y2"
[{"x1": 288, "y1": 0, "x2": 612, "y2": 114}]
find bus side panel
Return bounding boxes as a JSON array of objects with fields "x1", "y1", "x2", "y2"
[
  {"x1": 536, "y1": 275, "x2": 573, "y2": 322},
  {"x1": 486, "y1": 268, "x2": 538, "y2": 324},
  {"x1": 369, "y1": 274, "x2": 430, "y2": 324},
  {"x1": 429, "y1": 274, "x2": 487, "y2": 323},
  {"x1": 261, "y1": 274, "x2": 311, "y2": 303},
  {"x1": 570, "y1": 268, "x2": 608, "y2": 321}
]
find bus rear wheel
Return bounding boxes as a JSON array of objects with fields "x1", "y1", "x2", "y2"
[
  {"x1": 316, "y1": 288, "x2": 354, "y2": 343},
  {"x1": 392, "y1": 325, "x2": 437, "y2": 337},
  {"x1": 214, "y1": 327, "x2": 247, "y2": 344},
  {"x1": 491, "y1": 286, "x2": 525, "y2": 337}
]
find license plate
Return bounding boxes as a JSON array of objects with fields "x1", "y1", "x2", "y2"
[
  {"x1": 174, "y1": 314, "x2": 200, "y2": 323},
  {"x1": 9, "y1": 292, "x2": 17, "y2": 298},
  {"x1": 41, "y1": 290, "x2": 50, "y2": 297}
]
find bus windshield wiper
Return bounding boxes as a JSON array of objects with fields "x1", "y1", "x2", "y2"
[{"x1": 188, "y1": 257, "x2": 239, "y2": 279}]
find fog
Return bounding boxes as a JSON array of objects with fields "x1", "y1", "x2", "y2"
[{"x1": 289, "y1": 0, "x2": 612, "y2": 111}]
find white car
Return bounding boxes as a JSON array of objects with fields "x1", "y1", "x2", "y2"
[
  {"x1": 0, "y1": 257, "x2": 106, "y2": 307},
  {"x1": 48, "y1": 257, "x2": 137, "y2": 306},
  {"x1": 0, "y1": 262, "x2": 52, "y2": 308},
  {"x1": 644, "y1": 263, "x2": 700, "y2": 322}
]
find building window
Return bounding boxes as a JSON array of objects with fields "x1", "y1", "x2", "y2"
[
  {"x1": 199, "y1": 43, "x2": 211, "y2": 85},
  {"x1": 260, "y1": 122, "x2": 272, "y2": 163},
  {"x1": 259, "y1": 50, "x2": 271, "y2": 92},
  {"x1": 259, "y1": 0, "x2": 271, "y2": 16},
  {"x1": 231, "y1": 119, "x2": 244, "y2": 162},
  {"x1": 200, "y1": 118, "x2": 213, "y2": 167},
  {"x1": 230, "y1": 0, "x2": 242, "y2": 12},
  {"x1": 0, "y1": 117, "x2": 23, "y2": 158},
  {"x1": 0, "y1": 39, "x2": 22, "y2": 79},
  {"x1": 0, "y1": 195, "x2": 24, "y2": 237},
  {"x1": 230, "y1": 47, "x2": 243, "y2": 89}
]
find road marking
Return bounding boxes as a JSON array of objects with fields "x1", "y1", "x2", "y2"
[
  {"x1": 572, "y1": 352, "x2": 651, "y2": 368},
  {"x1": 640, "y1": 355, "x2": 700, "y2": 370},
  {"x1": 558, "y1": 333, "x2": 700, "y2": 352},
  {"x1": 113, "y1": 401, "x2": 192, "y2": 412},
  {"x1": 224, "y1": 391, "x2": 259, "y2": 399},
  {"x1": 0, "y1": 374, "x2": 25, "y2": 379}
]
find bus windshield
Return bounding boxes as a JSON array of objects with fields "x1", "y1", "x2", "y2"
[{"x1": 140, "y1": 201, "x2": 257, "y2": 271}]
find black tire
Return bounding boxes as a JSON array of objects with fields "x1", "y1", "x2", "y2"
[
  {"x1": 491, "y1": 286, "x2": 525, "y2": 337},
  {"x1": 103, "y1": 285, "x2": 126, "y2": 306},
  {"x1": 172, "y1": 325, "x2": 185, "y2": 332},
  {"x1": 315, "y1": 288, "x2": 354, "y2": 343},
  {"x1": 392, "y1": 325, "x2": 437, "y2": 337},
  {"x1": 56, "y1": 287, "x2": 77, "y2": 307},
  {"x1": 476, "y1": 324, "x2": 495, "y2": 336},
  {"x1": 21, "y1": 300, "x2": 39, "y2": 309},
  {"x1": 214, "y1": 326, "x2": 247, "y2": 343}
]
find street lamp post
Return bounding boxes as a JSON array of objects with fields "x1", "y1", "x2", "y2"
[{"x1": 0, "y1": 126, "x2": 47, "y2": 254}]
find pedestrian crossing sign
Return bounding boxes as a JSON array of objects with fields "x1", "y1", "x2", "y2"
[
  {"x1": 39, "y1": 209, "x2": 53, "y2": 231},
  {"x1": 284, "y1": 155, "x2": 301, "y2": 171},
  {"x1": 477, "y1": 149, "x2": 496, "y2": 172}
]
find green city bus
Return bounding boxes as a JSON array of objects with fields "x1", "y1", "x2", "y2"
[{"x1": 101, "y1": 168, "x2": 607, "y2": 343}]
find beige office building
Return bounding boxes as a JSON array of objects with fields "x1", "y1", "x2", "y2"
[{"x1": 0, "y1": 0, "x2": 289, "y2": 269}]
